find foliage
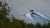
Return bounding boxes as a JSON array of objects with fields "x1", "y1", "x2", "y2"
[
  {"x1": 35, "y1": 23, "x2": 41, "y2": 28},
  {"x1": 0, "y1": 1, "x2": 10, "y2": 20}
]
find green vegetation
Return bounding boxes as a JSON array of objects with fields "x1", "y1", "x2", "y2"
[{"x1": 0, "y1": 1, "x2": 50, "y2": 28}]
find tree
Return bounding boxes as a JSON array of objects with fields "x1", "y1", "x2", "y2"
[
  {"x1": 0, "y1": 1, "x2": 10, "y2": 20},
  {"x1": 47, "y1": 23, "x2": 50, "y2": 28},
  {"x1": 0, "y1": 1, "x2": 11, "y2": 28},
  {"x1": 25, "y1": 23, "x2": 35, "y2": 28},
  {"x1": 35, "y1": 23, "x2": 41, "y2": 28},
  {"x1": 41, "y1": 23, "x2": 47, "y2": 28}
]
